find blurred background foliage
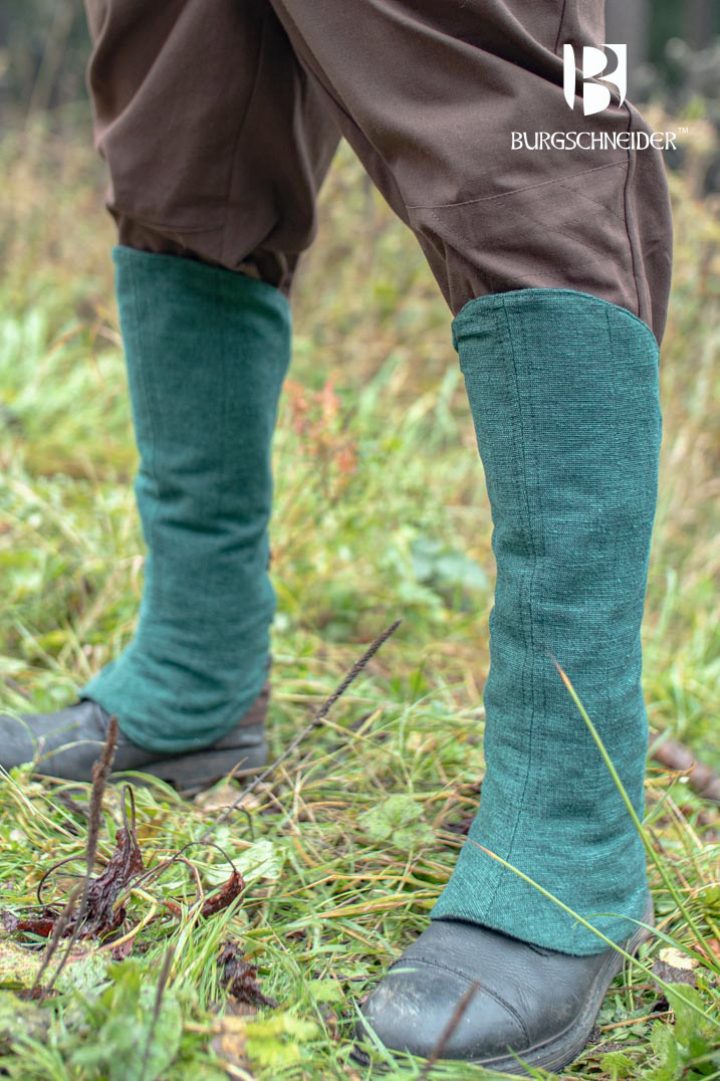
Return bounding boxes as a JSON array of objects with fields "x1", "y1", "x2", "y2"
[{"x1": 0, "y1": 0, "x2": 89, "y2": 117}]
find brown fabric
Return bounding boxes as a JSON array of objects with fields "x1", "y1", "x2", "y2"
[
  {"x1": 84, "y1": 0, "x2": 673, "y2": 339},
  {"x1": 84, "y1": 0, "x2": 340, "y2": 293}
]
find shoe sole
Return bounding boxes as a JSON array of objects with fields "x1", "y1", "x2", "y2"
[
  {"x1": 114, "y1": 726, "x2": 268, "y2": 797},
  {"x1": 139, "y1": 726, "x2": 265, "y2": 795}
]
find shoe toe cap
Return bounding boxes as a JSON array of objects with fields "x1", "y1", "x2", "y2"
[
  {"x1": 0, "y1": 700, "x2": 111, "y2": 778},
  {"x1": 356, "y1": 954, "x2": 527, "y2": 1061}
]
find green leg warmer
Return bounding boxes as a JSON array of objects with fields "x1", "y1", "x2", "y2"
[
  {"x1": 431, "y1": 289, "x2": 662, "y2": 955},
  {"x1": 82, "y1": 247, "x2": 290, "y2": 754}
]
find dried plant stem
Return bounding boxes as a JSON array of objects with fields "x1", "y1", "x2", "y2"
[{"x1": 37, "y1": 717, "x2": 119, "y2": 995}]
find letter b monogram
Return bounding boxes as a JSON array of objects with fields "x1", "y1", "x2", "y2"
[{"x1": 563, "y1": 44, "x2": 628, "y2": 116}]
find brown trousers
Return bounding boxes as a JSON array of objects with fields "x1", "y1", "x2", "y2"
[{"x1": 84, "y1": 0, "x2": 673, "y2": 340}]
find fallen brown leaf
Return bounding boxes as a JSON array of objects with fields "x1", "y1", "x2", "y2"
[
  {"x1": 200, "y1": 870, "x2": 244, "y2": 919},
  {"x1": 218, "y1": 940, "x2": 277, "y2": 1008}
]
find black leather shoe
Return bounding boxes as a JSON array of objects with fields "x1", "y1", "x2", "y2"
[
  {"x1": 355, "y1": 900, "x2": 653, "y2": 1074},
  {"x1": 0, "y1": 685, "x2": 269, "y2": 793}
]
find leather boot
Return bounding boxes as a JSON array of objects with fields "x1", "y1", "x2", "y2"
[
  {"x1": 356, "y1": 287, "x2": 662, "y2": 1068},
  {"x1": 0, "y1": 684, "x2": 268, "y2": 793},
  {"x1": 355, "y1": 898, "x2": 652, "y2": 1073}
]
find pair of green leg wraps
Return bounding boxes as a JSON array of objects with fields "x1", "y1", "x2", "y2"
[{"x1": 86, "y1": 248, "x2": 661, "y2": 954}]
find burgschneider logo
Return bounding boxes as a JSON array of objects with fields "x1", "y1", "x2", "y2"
[
  {"x1": 510, "y1": 41, "x2": 677, "y2": 151},
  {"x1": 563, "y1": 44, "x2": 627, "y2": 116}
]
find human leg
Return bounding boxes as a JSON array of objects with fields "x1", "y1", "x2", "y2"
[
  {"x1": 0, "y1": 0, "x2": 339, "y2": 784},
  {"x1": 261, "y1": 0, "x2": 672, "y2": 1065}
]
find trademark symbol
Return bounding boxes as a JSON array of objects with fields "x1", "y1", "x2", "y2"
[{"x1": 678, "y1": 126, "x2": 689, "y2": 135}]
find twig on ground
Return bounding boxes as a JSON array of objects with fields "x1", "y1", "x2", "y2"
[
  {"x1": 29, "y1": 882, "x2": 84, "y2": 996},
  {"x1": 225, "y1": 618, "x2": 402, "y2": 821},
  {"x1": 16, "y1": 622, "x2": 400, "y2": 1000},
  {"x1": 85, "y1": 718, "x2": 119, "y2": 884},
  {"x1": 600, "y1": 1010, "x2": 671, "y2": 1031},
  {"x1": 136, "y1": 619, "x2": 402, "y2": 888},
  {"x1": 37, "y1": 717, "x2": 120, "y2": 994},
  {"x1": 651, "y1": 735, "x2": 720, "y2": 803}
]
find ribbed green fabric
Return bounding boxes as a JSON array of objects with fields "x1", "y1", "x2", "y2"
[
  {"x1": 82, "y1": 247, "x2": 290, "y2": 753},
  {"x1": 431, "y1": 289, "x2": 661, "y2": 955}
]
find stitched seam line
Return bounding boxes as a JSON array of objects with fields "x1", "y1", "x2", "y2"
[
  {"x1": 499, "y1": 294, "x2": 540, "y2": 893},
  {"x1": 619, "y1": 103, "x2": 644, "y2": 322},
  {"x1": 453, "y1": 289, "x2": 659, "y2": 349},
  {"x1": 406, "y1": 160, "x2": 625, "y2": 211},
  {"x1": 202, "y1": 268, "x2": 230, "y2": 604},
  {"x1": 553, "y1": 179, "x2": 626, "y2": 225},
  {"x1": 389, "y1": 956, "x2": 530, "y2": 1043},
  {"x1": 516, "y1": 941, "x2": 640, "y2": 1058},
  {"x1": 511, "y1": 298, "x2": 545, "y2": 864},
  {"x1": 476, "y1": 298, "x2": 539, "y2": 919},
  {"x1": 127, "y1": 257, "x2": 162, "y2": 610},
  {"x1": 112, "y1": 213, "x2": 224, "y2": 235},
  {"x1": 601, "y1": 305, "x2": 618, "y2": 732}
]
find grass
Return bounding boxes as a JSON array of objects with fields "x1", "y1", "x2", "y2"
[{"x1": 0, "y1": 113, "x2": 719, "y2": 1079}]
